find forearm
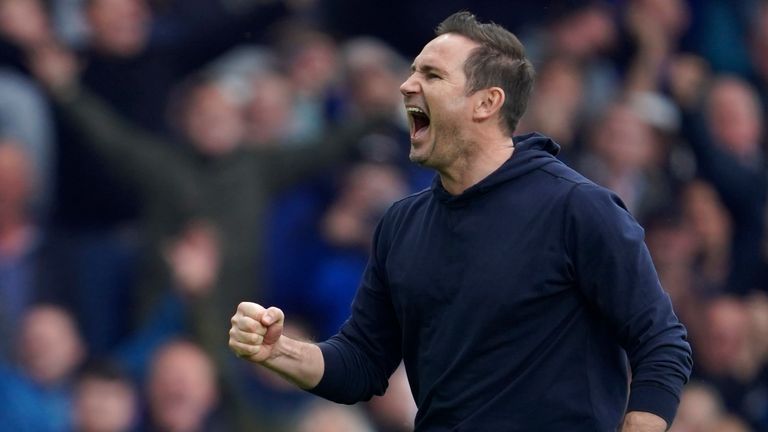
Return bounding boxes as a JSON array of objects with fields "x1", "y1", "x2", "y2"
[
  {"x1": 261, "y1": 335, "x2": 325, "y2": 390},
  {"x1": 621, "y1": 411, "x2": 668, "y2": 432}
]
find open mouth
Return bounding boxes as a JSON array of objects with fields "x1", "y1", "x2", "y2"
[{"x1": 406, "y1": 106, "x2": 431, "y2": 140}]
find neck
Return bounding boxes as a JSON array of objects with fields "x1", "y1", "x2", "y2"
[{"x1": 438, "y1": 133, "x2": 515, "y2": 195}]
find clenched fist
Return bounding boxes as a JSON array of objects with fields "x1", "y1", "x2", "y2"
[{"x1": 229, "y1": 302, "x2": 284, "y2": 363}]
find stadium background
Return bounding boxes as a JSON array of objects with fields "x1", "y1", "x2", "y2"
[{"x1": 0, "y1": 0, "x2": 766, "y2": 430}]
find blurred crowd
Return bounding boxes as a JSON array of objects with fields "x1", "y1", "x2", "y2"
[{"x1": 0, "y1": 0, "x2": 767, "y2": 431}]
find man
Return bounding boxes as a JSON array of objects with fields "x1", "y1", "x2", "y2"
[{"x1": 229, "y1": 12, "x2": 692, "y2": 431}]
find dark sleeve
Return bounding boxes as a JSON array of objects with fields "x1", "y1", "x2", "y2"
[
  {"x1": 308, "y1": 216, "x2": 403, "y2": 403},
  {"x1": 565, "y1": 183, "x2": 693, "y2": 426},
  {"x1": 256, "y1": 120, "x2": 377, "y2": 193}
]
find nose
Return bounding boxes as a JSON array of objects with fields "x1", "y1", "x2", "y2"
[{"x1": 400, "y1": 74, "x2": 418, "y2": 96}]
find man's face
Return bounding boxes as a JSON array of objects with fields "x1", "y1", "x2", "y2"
[
  {"x1": 400, "y1": 33, "x2": 480, "y2": 170},
  {"x1": 75, "y1": 377, "x2": 137, "y2": 432},
  {"x1": 87, "y1": 0, "x2": 150, "y2": 57},
  {"x1": 148, "y1": 343, "x2": 217, "y2": 432}
]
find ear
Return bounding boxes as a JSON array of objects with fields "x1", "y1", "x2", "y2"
[{"x1": 472, "y1": 87, "x2": 506, "y2": 122}]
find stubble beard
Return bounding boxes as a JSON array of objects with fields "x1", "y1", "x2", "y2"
[
  {"x1": 413, "y1": 122, "x2": 467, "y2": 170},
  {"x1": 409, "y1": 138, "x2": 435, "y2": 167}
]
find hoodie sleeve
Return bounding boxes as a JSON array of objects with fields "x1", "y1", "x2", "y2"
[
  {"x1": 307, "y1": 214, "x2": 403, "y2": 403},
  {"x1": 564, "y1": 182, "x2": 692, "y2": 426}
]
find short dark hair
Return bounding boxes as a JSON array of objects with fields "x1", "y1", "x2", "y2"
[{"x1": 436, "y1": 11, "x2": 535, "y2": 135}]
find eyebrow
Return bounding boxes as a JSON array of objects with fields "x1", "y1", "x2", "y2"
[{"x1": 410, "y1": 63, "x2": 448, "y2": 76}]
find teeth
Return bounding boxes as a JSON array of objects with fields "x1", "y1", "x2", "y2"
[{"x1": 406, "y1": 107, "x2": 426, "y2": 115}]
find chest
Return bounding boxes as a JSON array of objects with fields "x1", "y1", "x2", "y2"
[{"x1": 384, "y1": 193, "x2": 573, "y2": 322}]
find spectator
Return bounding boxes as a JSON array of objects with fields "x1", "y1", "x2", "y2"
[
  {"x1": 0, "y1": 304, "x2": 87, "y2": 431},
  {"x1": 669, "y1": 382, "x2": 723, "y2": 432},
  {"x1": 0, "y1": 69, "x2": 55, "y2": 212},
  {"x1": 306, "y1": 161, "x2": 408, "y2": 337},
  {"x1": 644, "y1": 208, "x2": 700, "y2": 328},
  {"x1": 0, "y1": 0, "x2": 57, "y2": 73},
  {"x1": 242, "y1": 70, "x2": 302, "y2": 147},
  {"x1": 677, "y1": 76, "x2": 767, "y2": 294},
  {"x1": 340, "y1": 37, "x2": 410, "y2": 121},
  {"x1": 578, "y1": 103, "x2": 673, "y2": 222},
  {"x1": 517, "y1": 57, "x2": 585, "y2": 162},
  {"x1": 30, "y1": 40, "x2": 390, "y2": 428},
  {"x1": 144, "y1": 340, "x2": 223, "y2": 432},
  {"x1": 522, "y1": 1, "x2": 619, "y2": 118},
  {"x1": 55, "y1": 0, "x2": 290, "y2": 228},
  {"x1": 693, "y1": 297, "x2": 768, "y2": 430},
  {"x1": 0, "y1": 141, "x2": 69, "y2": 360},
  {"x1": 680, "y1": 180, "x2": 732, "y2": 296},
  {"x1": 72, "y1": 360, "x2": 139, "y2": 432},
  {"x1": 270, "y1": 20, "x2": 340, "y2": 135}
]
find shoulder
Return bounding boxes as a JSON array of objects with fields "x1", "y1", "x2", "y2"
[
  {"x1": 383, "y1": 187, "x2": 432, "y2": 221},
  {"x1": 531, "y1": 160, "x2": 628, "y2": 214},
  {"x1": 538, "y1": 159, "x2": 595, "y2": 188},
  {"x1": 370, "y1": 187, "x2": 432, "y2": 248}
]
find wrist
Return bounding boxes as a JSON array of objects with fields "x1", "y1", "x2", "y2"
[
  {"x1": 622, "y1": 411, "x2": 668, "y2": 432},
  {"x1": 262, "y1": 336, "x2": 323, "y2": 389}
]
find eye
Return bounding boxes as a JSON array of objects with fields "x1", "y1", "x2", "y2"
[{"x1": 425, "y1": 72, "x2": 440, "y2": 80}]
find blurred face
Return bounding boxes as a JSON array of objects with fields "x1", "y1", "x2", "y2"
[
  {"x1": 18, "y1": 306, "x2": 84, "y2": 386},
  {"x1": 707, "y1": 80, "x2": 763, "y2": 157},
  {"x1": 645, "y1": 223, "x2": 695, "y2": 269},
  {"x1": 86, "y1": 0, "x2": 150, "y2": 57},
  {"x1": 554, "y1": 7, "x2": 616, "y2": 59},
  {"x1": 344, "y1": 164, "x2": 408, "y2": 211},
  {"x1": 350, "y1": 65, "x2": 403, "y2": 115},
  {"x1": 520, "y1": 60, "x2": 583, "y2": 143},
  {"x1": 700, "y1": 299, "x2": 749, "y2": 374},
  {"x1": 75, "y1": 377, "x2": 137, "y2": 432},
  {"x1": 682, "y1": 181, "x2": 731, "y2": 250},
  {"x1": 670, "y1": 386, "x2": 721, "y2": 432},
  {"x1": 400, "y1": 33, "x2": 479, "y2": 169},
  {"x1": 0, "y1": 0, "x2": 51, "y2": 47},
  {"x1": 0, "y1": 142, "x2": 34, "y2": 219},
  {"x1": 638, "y1": 0, "x2": 689, "y2": 38},
  {"x1": 245, "y1": 74, "x2": 293, "y2": 145},
  {"x1": 290, "y1": 37, "x2": 338, "y2": 96},
  {"x1": 592, "y1": 105, "x2": 655, "y2": 173},
  {"x1": 148, "y1": 342, "x2": 217, "y2": 432},
  {"x1": 183, "y1": 84, "x2": 244, "y2": 156}
]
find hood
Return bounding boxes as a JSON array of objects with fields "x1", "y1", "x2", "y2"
[{"x1": 433, "y1": 132, "x2": 561, "y2": 205}]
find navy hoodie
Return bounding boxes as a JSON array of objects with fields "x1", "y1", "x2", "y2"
[{"x1": 310, "y1": 133, "x2": 692, "y2": 431}]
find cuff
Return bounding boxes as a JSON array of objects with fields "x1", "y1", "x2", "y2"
[
  {"x1": 306, "y1": 341, "x2": 346, "y2": 400},
  {"x1": 627, "y1": 384, "x2": 681, "y2": 427}
]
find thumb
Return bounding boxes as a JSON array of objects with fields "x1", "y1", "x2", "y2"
[{"x1": 261, "y1": 306, "x2": 284, "y2": 345}]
